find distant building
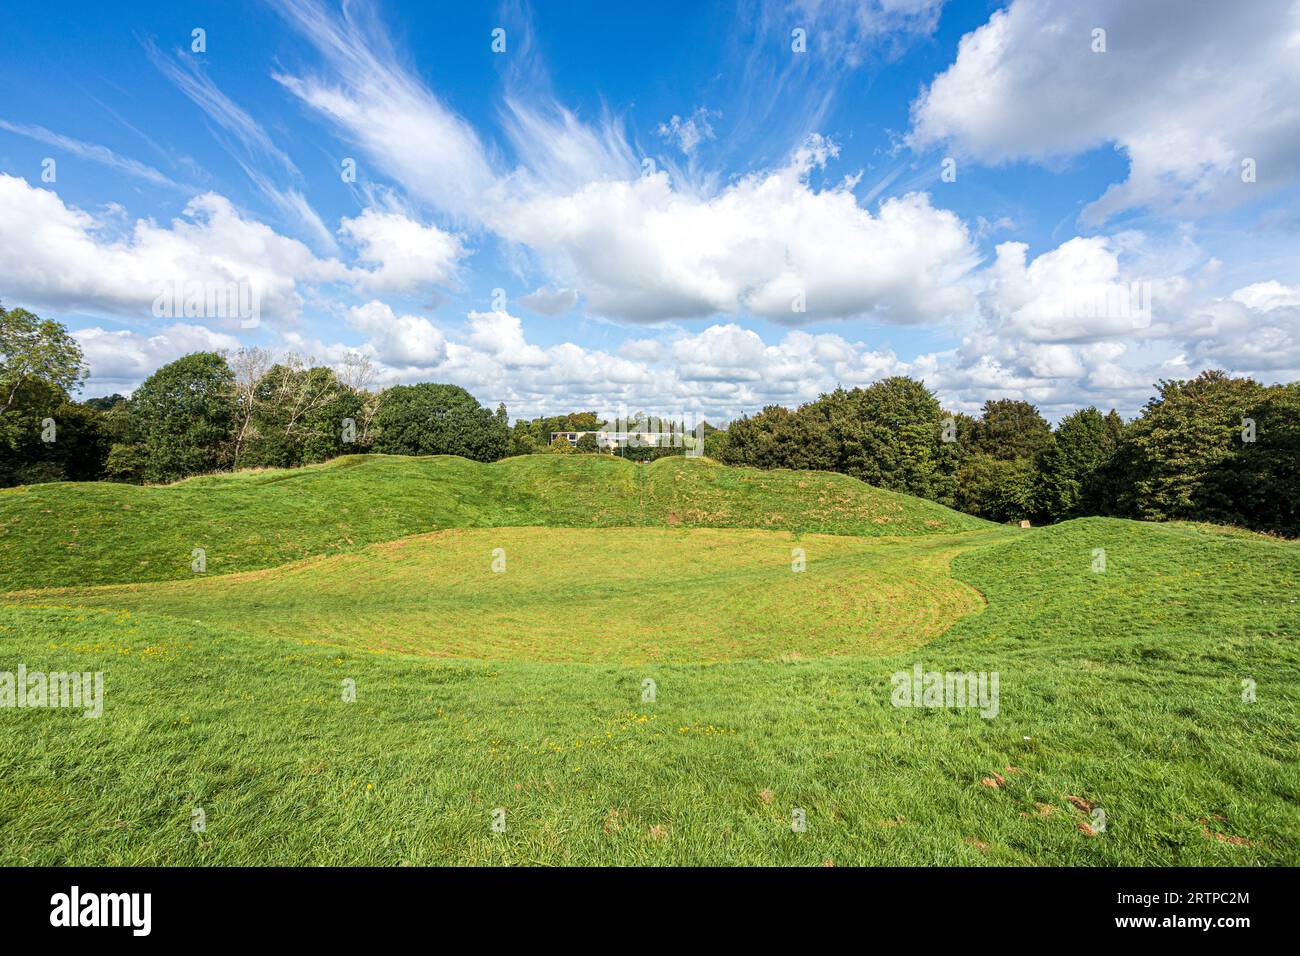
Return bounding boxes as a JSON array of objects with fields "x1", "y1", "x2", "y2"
[{"x1": 549, "y1": 430, "x2": 666, "y2": 449}]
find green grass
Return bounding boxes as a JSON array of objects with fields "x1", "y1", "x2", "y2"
[
  {"x1": 0, "y1": 454, "x2": 990, "y2": 591},
  {"x1": 1, "y1": 504, "x2": 1297, "y2": 864},
  {"x1": 7, "y1": 527, "x2": 1003, "y2": 663}
]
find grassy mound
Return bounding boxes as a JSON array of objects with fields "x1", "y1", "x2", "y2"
[
  {"x1": 0, "y1": 454, "x2": 990, "y2": 591},
  {"x1": 1, "y1": 517, "x2": 1296, "y2": 865},
  {"x1": 8, "y1": 527, "x2": 1003, "y2": 663}
]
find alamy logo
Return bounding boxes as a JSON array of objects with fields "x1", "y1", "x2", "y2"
[
  {"x1": 152, "y1": 278, "x2": 261, "y2": 329},
  {"x1": 891, "y1": 663, "x2": 999, "y2": 718},
  {"x1": 0, "y1": 666, "x2": 103, "y2": 718},
  {"x1": 50, "y1": 886, "x2": 151, "y2": 936}
]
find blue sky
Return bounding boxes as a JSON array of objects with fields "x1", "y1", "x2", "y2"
[{"x1": 1, "y1": 0, "x2": 1298, "y2": 422}]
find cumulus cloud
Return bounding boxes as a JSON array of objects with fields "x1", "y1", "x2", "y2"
[
  {"x1": 492, "y1": 138, "x2": 979, "y2": 324},
  {"x1": 464, "y1": 310, "x2": 549, "y2": 368},
  {"x1": 1181, "y1": 282, "x2": 1300, "y2": 377},
  {"x1": 339, "y1": 208, "x2": 467, "y2": 291},
  {"x1": 270, "y1": 3, "x2": 977, "y2": 325},
  {"x1": 981, "y1": 236, "x2": 1166, "y2": 343},
  {"x1": 74, "y1": 323, "x2": 243, "y2": 394},
  {"x1": 69, "y1": 275, "x2": 1299, "y2": 422},
  {"x1": 0, "y1": 173, "x2": 342, "y2": 325},
  {"x1": 345, "y1": 300, "x2": 447, "y2": 368},
  {"x1": 518, "y1": 286, "x2": 578, "y2": 316},
  {"x1": 909, "y1": 0, "x2": 1300, "y2": 222},
  {"x1": 0, "y1": 174, "x2": 467, "y2": 327}
]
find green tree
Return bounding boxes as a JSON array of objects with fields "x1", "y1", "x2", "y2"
[
  {"x1": 120, "y1": 352, "x2": 236, "y2": 483},
  {"x1": 84, "y1": 394, "x2": 126, "y2": 412},
  {"x1": 971, "y1": 399, "x2": 1052, "y2": 461},
  {"x1": 0, "y1": 380, "x2": 109, "y2": 485},
  {"x1": 1, "y1": 304, "x2": 87, "y2": 417},
  {"x1": 508, "y1": 431, "x2": 538, "y2": 456},
  {"x1": 1224, "y1": 383, "x2": 1300, "y2": 535},
  {"x1": 1034, "y1": 407, "x2": 1123, "y2": 521},
  {"x1": 0, "y1": 305, "x2": 97, "y2": 486},
  {"x1": 575, "y1": 432, "x2": 600, "y2": 453},
  {"x1": 817, "y1": 378, "x2": 956, "y2": 503},
  {"x1": 240, "y1": 361, "x2": 364, "y2": 468},
  {"x1": 723, "y1": 404, "x2": 836, "y2": 471},
  {"x1": 955, "y1": 454, "x2": 1037, "y2": 522},
  {"x1": 1118, "y1": 371, "x2": 1264, "y2": 522},
  {"x1": 702, "y1": 424, "x2": 730, "y2": 460},
  {"x1": 373, "y1": 383, "x2": 507, "y2": 461}
]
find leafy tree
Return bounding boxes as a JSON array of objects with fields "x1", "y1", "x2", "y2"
[
  {"x1": 0, "y1": 307, "x2": 104, "y2": 486},
  {"x1": 970, "y1": 399, "x2": 1052, "y2": 461},
  {"x1": 0, "y1": 381, "x2": 109, "y2": 485},
  {"x1": 509, "y1": 411, "x2": 600, "y2": 453},
  {"x1": 724, "y1": 404, "x2": 835, "y2": 471},
  {"x1": 508, "y1": 431, "x2": 538, "y2": 456},
  {"x1": 702, "y1": 425, "x2": 730, "y2": 460},
  {"x1": 373, "y1": 383, "x2": 507, "y2": 461},
  {"x1": 0, "y1": 304, "x2": 87, "y2": 417},
  {"x1": 1225, "y1": 383, "x2": 1300, "y2": 535},
  {"x1": 42, "y1": 400, "x2": 111, "y2": 482},
  {"x1": 1034, "y1": 407, "x2": 1122, "y2": 520},
  {"x1": 240, "y1": 360, "x2": 364, "y2": 468},
  {"x1": 955, "y1": 454, "x2": 1037, "y2": 522},
  {"x1": 575, "y1": 432, "x2": 600, "y2": 453},
  {"x1": 1117, "y1": 371, "x2": 1264, "y2": 522},
  {"x1": 817, "y1": 378, "x2": 956, "y2": 503},
  {"x1": 83, "y1": 394, "x2": 126, "y2": 412},
  {"x1": 119, "y1": 352, "x2": 236, "y2": 483}
]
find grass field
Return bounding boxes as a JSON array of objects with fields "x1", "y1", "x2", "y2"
[
  {"x1": 1, "y1": 456, "x2": 1297, "y2": 865},
  {"x1": 9, "y1": 527, "x2": 1001, "y2": 663},
  {"x1": 0, "y1": 454, "x2": 988, "y2": 591}
]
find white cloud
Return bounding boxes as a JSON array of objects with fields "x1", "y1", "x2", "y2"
[
  {"x1": 0, "y1": 118, "x2": 178, "y2": 188},
  {"x1": 518, "y1": 286, "x2": 578, "y2": 316},
  {"x1": 339, "y1": 208, "x2": 466, "y2": 291},
  {"x1": 0, "y1": 175, "x2": 465, "y2": 327},
  {"x1": 981, "y1": 236, "x2": 1164, "y2": 343},
  {"x1": 271, "y1": 0, "x2": 496, "y2": 222},
  {"x1": 0, "y1": 174, "x2": 343, "y2": 325},
  {"x1": 147, "y1": 41, "x2": 336, "y2": 249},
  {"x1": 269, "y1": 4, "x2": 977, "y2": 325},
  {"x1": 492, "y1": 138, "x2": 979, "y2": 324},
  {"x1": 464, "y1": 310, "x2": 549, "y2": 368},
  {"x1": 74, "y1": 323, "x2": 242, "y2": 394},
  {"x1": 1181, "y1": 284, "x2": 1300, "y2": 376},
  {"x1": 1230, "y1": 280, "x2": 1300, "y2": 313},
  {"x1": 657, "y1": 108, "x2": 717, "y2": 155},
  {"x1": 345, "y1": 300, "x2": 447, "y2": 368},
  {"x1": 618, "y1": 338, "x2": 663, "y2": 362},
  {"x1": 909, "y1": 0, "x2": 1300, "y2": 223}
]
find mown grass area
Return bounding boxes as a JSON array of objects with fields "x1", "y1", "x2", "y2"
[
  {"x1": 7, "y1": 527, "x2": 1003, "y2": 663},
  {"x1": 0, "y1": 455, "x2": 990, "y2": 591},
  {"x1": 2, "y1": 517, "x2": 1296, "y2": 865}
]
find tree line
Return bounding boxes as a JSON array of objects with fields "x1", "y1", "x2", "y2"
[
  {"x1": 1, "y1": 303, "x2": 511, "y2": 486},
  {"x1": 719, "y1": 373, "x2": 1299, "y2": 536},
  {"x1": 3, "y1": 303, "x2": 1296, "y2": 535}
]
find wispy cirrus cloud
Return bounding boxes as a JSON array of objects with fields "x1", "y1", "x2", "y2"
[
  {"x1": 0, "y1": 117, "x2": 180, "y2": 188},
  {"x1": 145, "y1": 38, "x2": 337, "y2": 250},
  {"x1": 270, "y1": 0, "x2": 497, "y2": 223}
]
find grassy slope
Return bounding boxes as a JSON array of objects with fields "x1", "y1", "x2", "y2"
[
  {"x1": 0, "y1": 454, "x2": 990, "y2": 591},
  {"x1": 1, "y1": 517, "x2": 1296, "y2": 865},
  {"x1": 7, "y1": 527, "x2": 1003, "y2": 663}
]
